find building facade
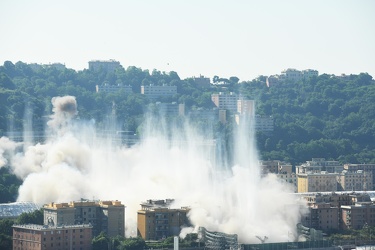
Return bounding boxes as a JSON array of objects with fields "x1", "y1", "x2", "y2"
[
  {"x1": 141, "y1": 85, "x2": 177, "y2": 100},
  {"x1": 211, "y1": 92, "x2": 238, "y2": 112},
  {"x1": 337, "y1": 170, "x2": 373, "y2": 191},
  {"x1": 43, "y1": 200, "x2": 124, "y2": 237},
  {"x1": 12, "y1": 224, "x2": 92, "y2": 250},
  {"x1": 95, "y1": 84, "x2": 133, "y2": 93},
  {"x1": 341, "y1": 203, "x2": 375, "y2": 230},
  {"x1": 296, "y1": 158, "x2": 343, "y2": 174},
  {"x1": 137, "y1": 199, "x2": 190, "y2": 240},
  {"x1": 344, "y1": 164, "x2": 375, "y2": 190},
  {"x1": 297, "y1": 172, "x2": 339, "y2": 193},
  {"x1": 88, "y1": 60, "x2": 121, "y2": 73}
]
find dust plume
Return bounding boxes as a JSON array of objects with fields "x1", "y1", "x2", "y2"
[{"x1": 2, "y1": 96, "x2": 307, "y2": 244}]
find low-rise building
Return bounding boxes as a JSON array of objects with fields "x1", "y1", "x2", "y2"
[
  {"x1": 12, "y1": 224, "x2": 92, "y2": 250},
  {"x1": 95, "y1": 84, "x2": 133, "y2": 93}
]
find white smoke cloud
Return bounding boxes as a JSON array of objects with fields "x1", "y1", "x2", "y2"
[
  {"x1": 3, "y1": 96, "x2": 307, "y2": 244},
  {"x1": 0, "y1": 136, "x2": 21, "y2": 168}
]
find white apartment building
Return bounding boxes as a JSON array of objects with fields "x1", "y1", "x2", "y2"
[
  {"x1": 211, "y1": 92, "x2": 238, "y2": 112},
  {"x1": 96, "y1": 84, "x2": 133, "y2": 93},
  {"x1": 141, "y1": 85, "x2": 177, "y2": 100}
]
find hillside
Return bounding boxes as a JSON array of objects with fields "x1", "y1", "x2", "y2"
[{"x1": 0, "y1": 61, "x2": 374, "y2": 165}]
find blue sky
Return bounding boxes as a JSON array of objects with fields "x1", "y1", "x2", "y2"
[{"x1": 1, "y1": 0, "x2": 374, "y2": 81}]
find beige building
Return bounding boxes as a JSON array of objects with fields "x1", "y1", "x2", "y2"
[
  {"x1": 300, "y1": 192, "x2": 373, "y2": 232},
  {"x1": 344, "y1": 164, "x2": 375, "y2": 190},
  {"x1": 43, "y1": 200, "x2": 125, "y2": 237},
  {"x1": 341, "y1": 202, "x2": 375, "y2": 230},
  {"x1": 337, "y1": 170, "x2": 372, "y2": 191},
  {"x1": 302, "y1": 203, "x2": 339, "y2": 231},
  {"x1": 13, "y1": 224, "x2": 92, "y2": 250},
  {"x1": 141, "y1": 85, "x2": 177, "y2": 100},
  {"x1": 296, "y1": 158, "x2": 343, "y2": 174},
  {"x1": 297, "y1": 172, "x2": 339, "y2": 193},
  {"x1": 137, "y1": 199, "x2": 190, "y2": 240}
]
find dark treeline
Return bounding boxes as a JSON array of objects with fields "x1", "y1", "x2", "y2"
[{"x1": 0, "y1": 60, "x2": 374, "y2": 167}]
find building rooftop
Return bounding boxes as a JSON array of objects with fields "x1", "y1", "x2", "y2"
[{"x1": 13, "y1": 223, "x2": 92, "y2": 230}]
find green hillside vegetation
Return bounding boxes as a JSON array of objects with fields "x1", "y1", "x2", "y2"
[{"x1": 0, "y1": 60, "x2": 374, "y2": 168}]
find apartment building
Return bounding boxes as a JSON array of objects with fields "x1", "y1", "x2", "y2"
[
  {"x1": 341, "y1": 202, "x2": 375, "y2": 230},
  {"x1": 95, "y1": 84, "x2": 133, "y2": 93},
  {"x1": 141, "y1": 85, "x2": 177, "y2": 100},
  {"x1": 337, "y1": 170, "x2": 373, "y2": 191},
  {"x1": 43, "y1": 200, "x2": 125, "y2": 237},
  {"x1": 88, "y1": 60, "x2": 121, "y2": 73},
  {"x1": 12, "y1": 224, "x2": 92, "y2": 250},
  {"x1": 344, "y1": 164, "x2": 375, "y2": 190},
  {"x1": 296, "y1": 158, "x2": 343, "y2": 174},
  {"x1": 211, "y1": 92, "x2": 238, "y2": 112},
  {"x1": 137, "y1": 199, "x2": 190, "y2": 240},
  {"x1": 302, "y1": 69, "x2": 319, "y2": 79},
  {"x1": 301, "y1": 203, "x2": 339, "y2": 231},
  {"x1": 300, "y1": 192, "x2": 375, "y2": 232},
  {"x1": 297, "y1": 172, "x2": 339, "y2": 193}
]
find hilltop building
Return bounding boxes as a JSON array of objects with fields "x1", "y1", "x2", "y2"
[
  {"x1": 88, "y1": 59, "x2": 121, "y2": 73},
  {"x1": 137, "y1": 199, "x2": 190, "y2": 240},
  {"x1": 191, "y1": 75, "x2": 211, "y2": 88},
  {"x1": 141, "y1": 84, "x2": 177, "y2": 100},
  {"x1": 211, "y1": 92, "x2": 238, "y2": 112},
  {"x1": 266, "y1": 68, "x2": 318, "y2": 87},
  {"x1": 13, "y1": 224, "x2": 92, "y2": 250},
  {"x1": 43, "y1": 200, "x2": 125, "y2": 237},
  {"x1": 95, "y1": 83, "x2": 133, "y2": 93}
]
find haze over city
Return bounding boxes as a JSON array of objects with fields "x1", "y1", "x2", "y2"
[{"x1": 1, "y1": 0, "x2": 374, "y2": 81}]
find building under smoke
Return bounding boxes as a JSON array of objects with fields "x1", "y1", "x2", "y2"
[{"x1": 137, "y1": 199, "x2": 190, "y2": 240}]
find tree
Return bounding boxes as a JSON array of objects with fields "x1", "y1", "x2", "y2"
[
  {"x1": 118, "y1": 237, "x2": 146, "y2": 250},
  {"x1": 92, "y1": 232, "x2": 109, "y2": 250},
  {"x1": 16, "y1": 209, "x2": 43, "y2": 225}
]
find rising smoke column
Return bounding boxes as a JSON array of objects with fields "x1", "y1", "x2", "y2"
[{"x1": 4, "y1": 95, "x2": 307, "y2": 243}]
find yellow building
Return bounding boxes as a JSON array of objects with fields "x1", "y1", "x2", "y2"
[
  {"x1": 137, "y1": 199, "x2": 190, "y2": 240},
  {"x1": 297, "y1": 172, "x2": 339, "y2": 193}
]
